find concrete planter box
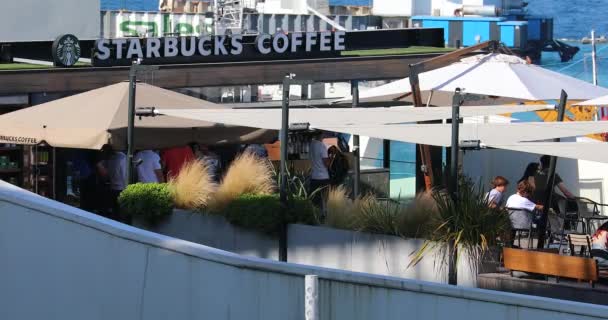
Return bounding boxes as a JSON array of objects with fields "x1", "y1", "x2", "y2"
[
  {"x1": 288, "y1": 224, "x2": 499, "y2": 287},
  {"x1": 134, "y1": 209, "x2": 498, "y2": 287},
  {"x1": 133, "y1": 209, "x2": 279, "y2": 260}
]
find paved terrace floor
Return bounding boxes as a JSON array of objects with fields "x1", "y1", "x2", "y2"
[{"x1": 479, "y1": 272, "x2": 608, "y2": 306}]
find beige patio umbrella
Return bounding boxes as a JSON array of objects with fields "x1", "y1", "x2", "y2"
[{"x1": 0, "y1": 82, "x2": 274, "y2": 150}]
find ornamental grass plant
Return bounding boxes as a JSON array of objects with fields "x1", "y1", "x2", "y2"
[
  {"x1": 168, "y1": 159, "x2": 216, "y2": 210},
  {"x1": 353, "y1": 195, "x2": 401, "y2": 236},
  {"x1": 325, "y1": 185, "x2": 356, "y2": 230},
  {"x1": 395, "y1": 191, "x2": 438, "y2": 239},
  {"x1": 325, "y1": 186, "x2": 409, "y2": 236},
  {"x1": 209, "y1": 152, "x2": 275, "y2": 211}
]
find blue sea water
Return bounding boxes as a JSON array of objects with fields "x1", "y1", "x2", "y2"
[
  {"x1": 530, "y1": 0, "x2": 608, "y2": 87},
  {"x1": 528, "y1": 0, "x2": 608, "y2": 40},
  {"x1": 101, "y1": 0, "x2": 158, "y2": 11}
]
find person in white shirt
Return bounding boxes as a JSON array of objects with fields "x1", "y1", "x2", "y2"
[
  {"x1": 486, "y1": 176, "x2": 509, "y2": 208},
  {"x1": 505, "y1": 180, "x2": 544, "y2": 246},
  {"x1": 309, "y1": 131, "x2": 330, "y2": 209},
  {"x1": 135, "y1": 150, "x2": 164, "y2": 183}
]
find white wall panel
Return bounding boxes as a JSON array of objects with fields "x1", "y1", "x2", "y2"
[
  {"x1": 1, "y1": 181, "x2": 607, "y2": 320},
  {"x1": 1, "y1": 0, "x2": 99, "y2": 42}
]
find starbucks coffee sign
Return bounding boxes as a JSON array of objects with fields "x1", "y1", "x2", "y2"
[{"x1": 92, "y1": 31, "x2": 346, "y2": 66}]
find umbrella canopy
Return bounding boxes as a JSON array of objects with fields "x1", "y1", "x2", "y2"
[
  {"x1": 0, "y1": 82, "x2": 274, "y2": 150},
  {"x1": 316, "y1": 121, "x2": 608, "y2": 147},
  {"x1": 156, "y1": 104, "x2": 551, "y2": 130},
  {"x1": 574, "y1": 95, "x2": 608, "y2": 106},
  {"x1": 488, "y1": 141, "x2": 608, "y2": 164},
  {"x1": 336, "y1": 53, "x2": 608, "y2": 104}
]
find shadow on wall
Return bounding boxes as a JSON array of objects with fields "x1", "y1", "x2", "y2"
[
  {"x1": 463, "y1": 148, "x2": 581, "y2": 198},
  {"x1": 135, "y1": 210, "x2": 467, "y2": 286}
]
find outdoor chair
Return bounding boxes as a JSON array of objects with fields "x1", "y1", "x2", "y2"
[
  {"x1": 547, "y1": 209, "x2": 579, "y2": 254},
  {"x1": 567, "y1": 234, "x2": 592, "y2": 257},
  {"x1": 507, "y1": 208, "x2": 536, "y2": 249},
  {"x1": 574, "y1": 197, "x2": 608, "y2": 234},
  {"x1": 555, "y1": 195, "x2": 584, "y2": 233}
]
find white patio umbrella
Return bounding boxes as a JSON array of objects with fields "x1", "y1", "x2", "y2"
[
  {"x1": 335, "y1": 53, "x2": 608, "y2": 105},
  {"x1": 574, "y1": 95, "x2": 608, "y2": 106}
]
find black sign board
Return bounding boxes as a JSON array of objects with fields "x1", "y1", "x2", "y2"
[{"x1": 91, "y1": 29, "x2": 445, "y2": 67}]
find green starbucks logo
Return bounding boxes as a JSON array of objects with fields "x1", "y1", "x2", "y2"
[{"x1": 52, "y1": 34, "x2": 81, "y2": 67}]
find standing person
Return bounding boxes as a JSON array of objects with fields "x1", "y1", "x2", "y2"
[
  {"x1": 533, "y1": 155, "x2": 575, "y2": 206},
  {"x1": 160, "y1": 145, "x2": 194, "y2": 181},
  {"x1": 486, "y1": 176, "x2": 509, "y2": 208},
  {"x1": 309, "y1": 131, "x2": 330, "y2": 209},
  {"x1": 518, "y1": 162, "x2": 539, "y2": 189},
  {"x1": 328, "y1": 145, "x2": 350, "y2": 187},
  {"x1": 72, "y1": 150, "x2": 97, "y2": 212},
  {"x1": 191, "y1": 143, "x2": 221, "y2": 181},
  {"x1": 243, "y1": 144, "x2": 268, "y2": 158},
  {"x1": 96, "y1": 145, "x2": 127, "y2": 222},
  {"x1": 532, "y1": 155, "x2": 575, "y2": 249},
  {"x1": 135, "y1": 150, "x2": 164, "y2": 183}
]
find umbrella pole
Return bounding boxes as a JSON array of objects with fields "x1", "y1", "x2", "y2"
[
  {"x1": 409, "y1": 66, "x2": 435, "y2": 191},
  {"x1": 450, "y1": 89, "x2": 464, "y2": 204},
  {"x1": 126, "y1": 64, "x2": 137, "y2": 185},
  {"x1": 408, "y1": 41, "x2": 497, "y2": 191},
  {"x1": 279, "y1": 74, "x2": 292, "y2": 263},
  {"x1": 540, "y1": 90, "x2": 568, "y2": 249},
  {"x1": 279, "y1": 75, "x2": 313, "y2": 262},
  {"x1": 448, "y1": 88, "x2": 464, "y2": 286},
  {"x1": 351, "y1": 80, "x2": 360, "y2": 198}
]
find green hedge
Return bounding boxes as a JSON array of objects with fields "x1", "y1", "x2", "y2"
[
  {"x1": 222, "y1": 194, "x2": 318, "y2": 234},
  {"x1": 118, "y1": 183, "x2": 173, "y2": 224}
]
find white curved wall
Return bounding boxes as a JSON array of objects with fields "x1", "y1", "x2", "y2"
[{"x1": 1, "y1": 181, "x2": 607, "y2": 320}]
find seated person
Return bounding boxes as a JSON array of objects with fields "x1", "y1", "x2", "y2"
[
  {"x1": 486, "y1": 176, "x2": 509, "y2": 208},
  {"x1": 328, "y1": 145, "x2": 350, "y2": 186},
  {"x1": 506, "y1": 180, "x2": 544, "y2": 234},
  {"x1": 591, "y1": 222, "x2": 608, "y2": 268}
]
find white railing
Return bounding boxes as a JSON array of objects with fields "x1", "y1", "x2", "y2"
[{"x1": 1, "y1": 181, "x2": 607, "y2": 320}]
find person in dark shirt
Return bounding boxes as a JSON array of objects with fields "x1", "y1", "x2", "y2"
[{"x1": 532, "y1": 155, "x2": 574, "y2": 205}]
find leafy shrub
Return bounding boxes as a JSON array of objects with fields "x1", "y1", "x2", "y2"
[
  {"x1": 223, "y1": 194, "x2": 282, "y2": 234},
  {"x1": 169, "y1": 159, "x2": 216, "y2": 210},
  {"x1": 210, "y1": 152, "x2": 275, "y2": 211},
  {"x1": 287, "y1": 196, "x2": 320, "y2": 226},
  {"x1": 118, "y1": 183, "x2": 173, "y2": 224},
  {"x1": 222, "y1": 193, "x2": 318, "y2": 234}
]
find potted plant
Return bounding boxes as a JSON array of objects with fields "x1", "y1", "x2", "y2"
[{"x1": 409, "y1": 177, "x2": 511, "y2": 285}]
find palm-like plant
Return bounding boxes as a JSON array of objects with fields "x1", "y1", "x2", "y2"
[{"x1": 409, "y1": 176, "x2": 511, "y2": 284}]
